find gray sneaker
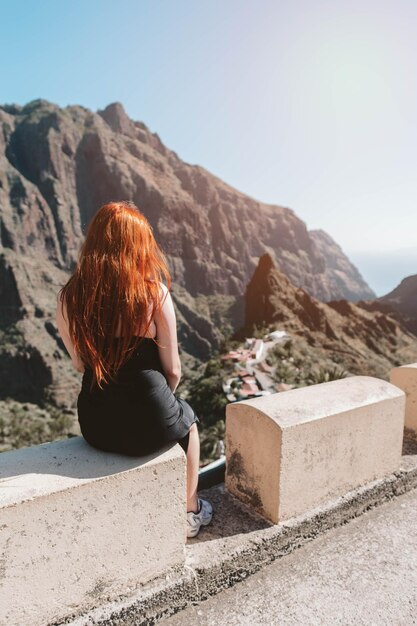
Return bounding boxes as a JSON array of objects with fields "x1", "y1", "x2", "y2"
[{"x1": 187, "y1": 497, "x2": 213, "y2": 538}]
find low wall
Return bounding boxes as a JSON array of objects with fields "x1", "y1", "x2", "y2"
[
  {"x1": 390, "y1": 362, "x2": 417, "y2": 433},
  {"x1": 1, "y1": 369, "x2": 413, "y2": 624},
  {"x1": 225, "y1": 375, "x2": 405, "y2": 523},
  {"x1": 0, "y1": 437, "x2": 186, "y2": 626}
]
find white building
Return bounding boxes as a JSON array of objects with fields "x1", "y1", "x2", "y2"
[{"x1": 268, "y1": 330, "x2": 289, "y2": 341}]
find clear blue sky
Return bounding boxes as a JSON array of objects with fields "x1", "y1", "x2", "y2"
[{"x1": 1, "y1": 0, "x2": 416, "y2": 295}]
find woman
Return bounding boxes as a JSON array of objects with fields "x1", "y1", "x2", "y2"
[{"x1": 55, "y1": 200, "x2": 213, "y2": 539}]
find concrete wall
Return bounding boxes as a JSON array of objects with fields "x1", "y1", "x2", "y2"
[
  {"x1": 0, "y1": 437, "x2": 186, "y2": 626},
  {"x1": 390, "y1": 362, "x2": 417, "y2": 433},
  {"x1": 1, "y1": 369, "x2": 413, "y2": 623},
  {"x1": 225, "y1": 375, "x2": 405, "y2": 523}
]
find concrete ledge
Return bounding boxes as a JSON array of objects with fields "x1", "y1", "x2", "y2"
[
  {"x1": 390, "y1": 362, "x2": 417, "y2": 432},
  {"x1": 0, "y1": 437, "x2": 186, "y2": 626},
  {"x1": 224, "y1": 375, "x2": 405, "y2": 522},
  {"x1": 57, "y1": 453, "x2": 417, "y2": 626}
]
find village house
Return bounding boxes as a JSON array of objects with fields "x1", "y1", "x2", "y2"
[
  {"x1": 250, "y1": 339, "x2": 264, "y2": 360},
  {"x1": 220, "y1": 348, "x2": 253, "y2": 363}
]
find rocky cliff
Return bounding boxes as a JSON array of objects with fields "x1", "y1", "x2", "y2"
[
  {"x1": 0, "y1": 98, "x2": 376, "y2": 407},
  {"x1": 376, "y1": 274, "x2": 417, "y2": 334},
  {"x1": 243, "y1": 253, "x2": 417, "y2": 379},
  {"x1": 351, "y1": 275, "x2": 417, "y2": 336}
]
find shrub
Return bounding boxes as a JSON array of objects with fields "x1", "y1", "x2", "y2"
[
  {"x1": 306, "y1": 365, "x2": 349, "y2": 385},
  {"x1": 186, "y1": 359, "x2": 228, "y2": 428},
  {"x1": 199, "y1": 419, "x2": 225, "y2": 465}
]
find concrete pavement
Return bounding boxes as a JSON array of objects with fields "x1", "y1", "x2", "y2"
[{"x1": 161, "y1": 486, "x2": 417, "y2": 626}]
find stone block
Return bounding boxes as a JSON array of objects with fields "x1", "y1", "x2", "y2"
[
  {"x1": 225, "y1": 376, "x2": 405, "y2": 523},
  {"x1": 390, "y1": 362, "x2": 417, "y2": 433},
  {"x1": 0, "y1": 437, "x2": 186, "y2": 625}
]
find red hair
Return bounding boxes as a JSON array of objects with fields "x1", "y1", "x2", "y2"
[{"x1": 59, "y1": 201, "x2": 172, "y2": 391}]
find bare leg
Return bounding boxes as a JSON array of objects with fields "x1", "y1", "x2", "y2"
[{"x1": 186, "y1": 423, "x2": 200, "y2": 513}]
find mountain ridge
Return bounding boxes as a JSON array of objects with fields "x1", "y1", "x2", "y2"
[
  {"x1": 0, "y1": 98, "x2": 379, "y2": 407},
  {"x1": 1, "y1": 98, "x2": 374, "y2": 298},
  {"x1": 241, "y1": 252, "x2": 417, "y2": 380}
]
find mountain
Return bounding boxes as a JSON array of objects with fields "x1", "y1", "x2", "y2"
[
  {"x1": 353, "y1": 274, "x2": 417, "y2": 336},
  {"x1": 344, "y1": 247, "x2": 417, "y2": 298},
  {"x1": 0, "y1": 98, "x2": 375, "y2": 407},
  {"x1": 309, "y1": 229, "x2": 375, "y2": 302},
  {"x1": 242, "y1": 253, "x2": 417, "y2": 379},
  {"x1": 378, "y1": 274, "x2": 417, "y2": 319}
]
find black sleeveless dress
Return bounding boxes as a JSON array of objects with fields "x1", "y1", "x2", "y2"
[{"x1": 77, "y1": 336, "x2": 199, "y2": 456}]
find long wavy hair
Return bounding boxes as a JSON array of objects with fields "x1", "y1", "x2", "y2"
[{"x1": 59, "y1": 201, "x2": 172, "y2": 391}]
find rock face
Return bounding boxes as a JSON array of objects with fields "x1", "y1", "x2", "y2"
[
  {"x1": 245, "y1": 253, "x2": 335, "y2": 337},
  {"x1": 243, "y1": 253, "x2": 417, "y2": 379},
  {"x1": 357, "y1": 274, "x2": 417, "y2": 336},
  {"x1": 309, "y1": 229, "x2": 375, "y2": 302},
  {"x1": 378, "y1": 274, "x2": 417, "y2": 319},
  {"x1": 0, "y1": 98, "x2": 376, "y2": 407}
]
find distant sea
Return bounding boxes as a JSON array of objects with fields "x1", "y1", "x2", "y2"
[{"x1": 347, "y1": 246, "x2": 417, "y2": 298}]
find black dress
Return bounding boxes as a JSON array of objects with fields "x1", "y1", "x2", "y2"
[{"x1": 77, "y1": 336, "x2": 199, "y2": 456}]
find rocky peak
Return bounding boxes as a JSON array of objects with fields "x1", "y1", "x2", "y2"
[
  {"x1": 244, "y1": 252, "x2": 323, "y2": 333},
  {"x1": 0, "y1": 103, "x2": 22, "y2": 115},
  {"x1": 355, "y1": 273, "x2": 417, "y2": 335},
  {"x1": 378, "y1": 274, "x2": 417, "y2": 317},
  {"x1": 98, "y1": 102, "x2": 134, "y2": 136},
  {"x1": 253, "y1": 252, "x2": 276, "y2": 275},
  {"x1": 242, "y1": 253, "x2": 417, "y2": 380}
]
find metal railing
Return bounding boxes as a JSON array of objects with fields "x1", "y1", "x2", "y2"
[{"x1": 197, "y1": 455, "x2": 226, "y2": 490}]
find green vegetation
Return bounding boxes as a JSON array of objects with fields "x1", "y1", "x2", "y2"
[
  {"x1": 166, "y1": 350, "x2": 231, "y2": 465},
  {"x1": 305, "y1": 365, "x2": 349, "y2": 384},
  {"x1": 251, "y1": 321, "x2": 273, "y2": 339},
  {"x1": 218, "y1": 336, "x2": 242, "y2": 353},
  {"x1": 266, "y1": 338, "x2": 294, "y2": 361},
  {"x1": 267, "y1": 337, "x2": 349, "y2": 388},
  {"x1": 0, "y1": 399, "x2": 75, "y2": 452},
  {"x1": 199, "y1": 419, "x2": 225, "y2": 466},
  {"x1": 185, "y1": 358, "x2": 229, "y2": 428},
  {"x1": 193, "y1": 293, "x2": 239, "y2": 341}
]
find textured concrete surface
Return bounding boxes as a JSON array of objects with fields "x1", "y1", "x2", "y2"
[
  {"x1": 60, "y1": 448, "x2": 417, "y2": 626},
  {"x1": 226, "y1": 375, "x2": 405, "y2": 522},
  {"x1": 161, "y1": 483, "x2": 417, "y2": 626},
  {"x1": 0, "y1": 437, "x2": 186, "y2": 626},
  {"x1": 391, "y1": 362, "x2": 417, "y2": 432}
]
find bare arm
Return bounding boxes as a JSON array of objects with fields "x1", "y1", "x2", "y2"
[
  {"x1": 154, "y1": 283, "x2": 181, "y2": 392},
  {"x1": 55, "y1": 293, "x2": 85, "y2": 374}
]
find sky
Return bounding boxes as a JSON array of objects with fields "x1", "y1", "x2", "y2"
[{"x1": 1, "y1": 0, "x2": 416, "y2": 296}]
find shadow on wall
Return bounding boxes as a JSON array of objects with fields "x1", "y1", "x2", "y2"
[
  {"x1": 188, "y1": 483, "x2": 273, "y2": 544},
  {"x1": 403, "y1": 426, "x2": 417, "y2": 454}
]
